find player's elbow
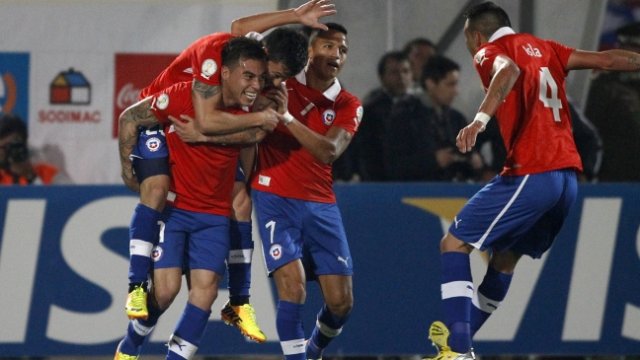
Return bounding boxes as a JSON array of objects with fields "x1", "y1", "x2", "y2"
[
  {"x1": 319, "y1": 145, "x2": 339, "y2": 165},
  {"x1": 229, "y1": 18, "x2": 247, "y2": 36}
]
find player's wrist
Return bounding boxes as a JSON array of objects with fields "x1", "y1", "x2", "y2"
[
  {"x1": 283, "y1": 111, "x2": 295, "y2": 126},
  {"x1": 473, "y1": 112, "x2": 491, "y2": 129}
]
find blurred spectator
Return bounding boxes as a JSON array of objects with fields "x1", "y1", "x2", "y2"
[
  {"x1": 586, "y1": 21, "x2": 640, "y2": 181},
  {"x1": 420, "y1": 55, "x2": 484, "y2": 182},
  {"x1": 0, "y1": 114, "x2": 71, "y2": 185},
  {"x1": 402, "y1": 37, "x2": 437, "y2": 96},
  {"x1": 346, "y1": 50, "x2": 433, "y2": 181}
]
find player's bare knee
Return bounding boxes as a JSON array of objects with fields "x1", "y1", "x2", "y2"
[
  {"x1": 489, "y1": 250, "x2": 520, "y2": 274},
  {"x1": 279, "y1": 281, "x2": 306, "y2": 303},
  {"x1": 440, "y1": 232, "x2": 472, "y2": 254},
  {"x1": 326, "y1": 296, "x2": 353, "y2": 317}
]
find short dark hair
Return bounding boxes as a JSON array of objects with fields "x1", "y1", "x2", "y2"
[
  {"x1": 309, "y1": 22, "x2": 348, "y2": 44},
  {"x1": 0, "y1": 114, "x2": 28, "y2": 140},
  {"x1": 464, "y1": 1, "x2": 512, "y2": 38},
  {"x1": 222, "y1": 36, "x2": 268, "y2": 68},
  {"x1": 263, "y1": 27, "x2": 309, "y2": 77},
  {"x1": 421, "y1": 55, "x2": 460, "y2": 86},
  {"x1": 377, "y1": 51, "x2": 409, "y2": 78},
  {"x1": 402, "y1": 37, "x2": 437, "y2": 56}
]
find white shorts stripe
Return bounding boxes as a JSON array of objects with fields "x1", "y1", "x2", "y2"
[
  {"x1": 129, "y1": 239, "x2": 154, "y2": 257},
  {"x1": 227, "y1": 249, "x2": 253, "y2": 264},
  {"x1": 280, "y1": 338, "x2": 306, "y2": 355},
  {"x1": 168, "y1": 334, "x2": 197, "y2": 360},
  {"x1": 441, "y1": 280, "x2": 474, "y2": 300},
  {"x1": 471, "y1": 174, "x2": 529, "y2": 249},
  {"x1": 472, "y1": 291, "x2": 501, "y2": 313}
]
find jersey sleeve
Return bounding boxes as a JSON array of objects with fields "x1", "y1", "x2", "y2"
[
  {"x1": 149, "y1": 82, "x2": 194, "y2": 125},
  {"x1": 546, "y1": 39, "x2": 575, "y2": 72},
  {"x1": 190, "y1": 33, "x2": 234, "y2": 87},
  {"x1": 333, "y1": 94, "x2": 363, "y2": 135}
]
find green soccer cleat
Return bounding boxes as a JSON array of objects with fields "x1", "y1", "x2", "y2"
[{"x1": 125, "y1": 285, "x2": 148, "y2": 320}]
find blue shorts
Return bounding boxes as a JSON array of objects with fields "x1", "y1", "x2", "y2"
[
  {"x1": 235, "y1": 165, "x2": 245, "y2": 182},
  {"x1": 152, "y1": 205, "x2": 230, "y2": 275},
  {"x1": 449, "y1": 169, "x2": 578, "y2": 258},
  {"x1": 252, "y1": 190, "x2": 353, "y2": 278},
  {"x1": 130, "y1": 126, "x2": 169, "y2": 183}
]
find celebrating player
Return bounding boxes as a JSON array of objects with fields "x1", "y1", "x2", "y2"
[
  {"x1": 115, "y1": 37, "x2": 285, "y2": 360},
  {"x1": 251, "y1": 23, "x2": 362, "y2": 360},
  {"x1": 425, "y1": 2, "x2": 640, "y2": 360}
]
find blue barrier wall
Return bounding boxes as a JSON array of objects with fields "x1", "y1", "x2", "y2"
[{"x1": 0, "y1": 183, "x2": 638, "y2": 357}]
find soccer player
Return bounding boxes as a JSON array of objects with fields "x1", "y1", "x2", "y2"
[
  {"x1": 115, "y1": 37, "x2": 282, "y2": 360},
  {"x1": 120, "y1": 0, "x2": 335, "y2": 344},
  {"x1": 425, "y1": 2, "x2": 640, "y2": 360},
  {"x1": 250, "y1": 23, "x2": 362, "y2": 360}
]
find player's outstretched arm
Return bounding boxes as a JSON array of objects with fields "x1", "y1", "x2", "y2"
[
  {"x1": 567, "y1": 49, "x2": 640, "y2": 72},
  {"x1": 230, "y1": 0, "x2": 336, "y2": 36},
  {"x1": 118, "y1": 97, "x2": 160, "y2": 192},
  {"x1": 457, "y1": 54, "x2": 520, "y2": 153}
]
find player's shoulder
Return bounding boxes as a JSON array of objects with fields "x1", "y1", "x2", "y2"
[{"x1": 336, "y1": 88, "x2": 361, "y2": 108}]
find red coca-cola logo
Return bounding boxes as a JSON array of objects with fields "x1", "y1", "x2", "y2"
[
  {"x1": 116, "y1": 83, "x2": 141, "y2": 109},
  {"x1": 112, "y1": 53, "x2": 176, "y2": 138}
]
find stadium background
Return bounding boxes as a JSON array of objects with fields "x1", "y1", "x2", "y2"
[{"x1": 0, "y1": 0, "x2": 638, "y2": 359}]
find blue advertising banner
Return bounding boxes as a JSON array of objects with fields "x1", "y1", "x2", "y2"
[
  {"x1": 0, "y1": 52, "x2": 29, "y2": 122},
  {"x1": 0, "y1": 184, "x2": 638, "y2": 357}
]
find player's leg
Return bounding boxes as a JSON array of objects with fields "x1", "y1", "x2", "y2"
[
  {"x1": 253, "y1": 189, "x2": 307, "y2": 360},
  {"x1": 126, "y1": 126, "x2": 170, "y2": 320},
  {"x1": 307, "y1": 275, "x2": 353, "y2": 360},
  {"x1": 468, "y1": 250, "x2": 518, "y2": 338},
  {"x1": 272, "y1": 261, "x2": 307, "y2": 360},
  {"x1": 303, "y1": 202, "x2": 354, "y2": 360},
  {"x1": 116, "y1": 207, "x2": 184, "y2": 359},
  {"x1": 221, "y1": 162, "x2": 266, "y2": 342},
  {"x1": 165, "y1": 211, "x2": 228, "y2": 360}
]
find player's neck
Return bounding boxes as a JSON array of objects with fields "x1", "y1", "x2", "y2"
[{"x1": 305, "y1": 72, "x2": 336, "y2": 93}]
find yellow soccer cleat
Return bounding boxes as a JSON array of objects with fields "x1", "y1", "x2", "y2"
[
  {"x1": 428, "y1": 320, "x2": 451, "y2": 352},
  {"x1": 125, "y1": 285, "x2": 148, "y2": 320},
  {"x1": 114, "y1": 341, "x2": 139, "y2": 360},
  {"x1": 220, "y1": 301, "x2": 267, "y2": 343},
  {"x1": 422, "y1": 349, "x2": 475, "y2": 360},
  {"x1": 114, "y1": 351, "x2": 139, "y2": 360}
]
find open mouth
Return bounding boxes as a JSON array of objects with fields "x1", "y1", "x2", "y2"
[{"x1": 244, "y1": 91, "x2": 258, "y2": 101}]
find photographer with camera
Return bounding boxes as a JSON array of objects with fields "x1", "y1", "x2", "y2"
[{"x1": 0, "y1": 114, "x2": 70, "y2": 185}]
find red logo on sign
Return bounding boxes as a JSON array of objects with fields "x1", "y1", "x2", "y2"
[{"x1": 112, "y1": 53, "x2": 176, "y2": 138}]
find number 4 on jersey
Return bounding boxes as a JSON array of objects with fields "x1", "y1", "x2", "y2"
[{"x1": 538, "y1": 67, "x2": 562, "y2": 122}]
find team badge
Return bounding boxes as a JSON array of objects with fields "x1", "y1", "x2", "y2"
[
  {"x1": 322, "y1": 109, "x2": 336, "y2": 126},
  {"x1": 201, "y1": 59, "x2": 218, "y2": 79},
  {"x1": 152, "y1": 245, "x2": 163, "y2": 262},
  {"x1": 155, "y1": 93, "x2": 169, "y2": 110},
  {"x1": 145, "y1": 137, "x2": 162, "y2": 152},
  {"x1": 269, "y1": 244, "x2": 282, "y2": 260}
]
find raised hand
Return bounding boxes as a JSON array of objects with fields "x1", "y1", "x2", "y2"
[{"x1": 294, "y1": 0, "x2": 337, "y2": 30}]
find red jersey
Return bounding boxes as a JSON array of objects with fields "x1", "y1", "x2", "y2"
[
  {"x1": 251, "y1": 73, "x2": 362, "y2": 203},
  {"x1": 141, "y1": 32, "x2": 234, "y2": 98},
  {"x1": 149, "y1": 81, "x2": 243, "y2": 216},
  {"x1": 473, "y1": 28, "x2": 582, "y2": 175}
]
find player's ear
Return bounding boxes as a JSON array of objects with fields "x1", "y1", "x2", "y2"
[{"x1": 221, "y1": 65, "x2": 230, "y2": 80}]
